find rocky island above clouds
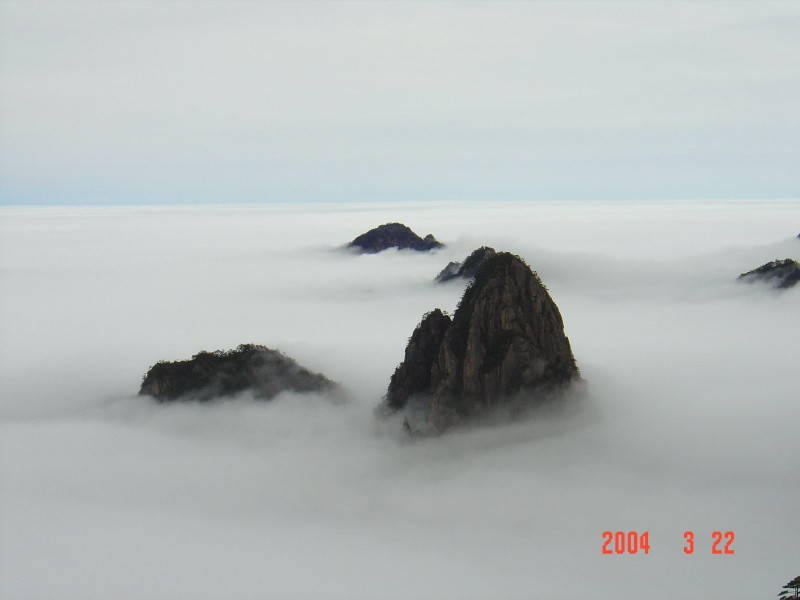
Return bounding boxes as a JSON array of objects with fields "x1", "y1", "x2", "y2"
[
  {"x1": 385, "y1": 252, "x2": 579, "y2": 434},
  {"x1": 139, "y1": 344, "x2": 336, "y2": 402},
  {"x1": 739, "y1": 258, "x2": 800, "y2": 289},
  {"x1": 347, "y1": 222, "x2": 443, "y2": 253}
]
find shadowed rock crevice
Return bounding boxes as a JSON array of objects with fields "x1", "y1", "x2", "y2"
[
  {"x1": 139, "y1": 344, "x2": 336, "y2": 402},
  {"x1": 435, "y1": 246, "x2": 496, "y2": 282},
  {"x1": 385, "y1": 252, "x2": 579, "y2": 434},
  {"x1": 348, "y1": 223, "x2": 443, "y2": 253},
  {"x1": 739, "y1": 258, "x2": 800, "y2": 289}
]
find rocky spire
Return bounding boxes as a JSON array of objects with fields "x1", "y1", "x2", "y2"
[{"x1": 386, "y1": 252, "x2": 578, "y2": 433}]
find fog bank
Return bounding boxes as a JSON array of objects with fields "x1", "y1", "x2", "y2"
[{"x1": 1, "y1": 201, "x2": 798, "y2": 599}]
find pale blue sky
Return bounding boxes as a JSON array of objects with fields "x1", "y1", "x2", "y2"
[{"x1": 1, "y1": 1, "x2": 798, "y2": 205}]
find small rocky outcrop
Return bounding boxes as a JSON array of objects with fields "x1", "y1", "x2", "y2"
[
  {"x1": 435, "y1": 246, "x2": 497, "y2": 282},
  {"x1": 348, "y1": 223, "x2": 443, "y2": 253},
  {"x1": 139, "y1": 344, "x2": 335, "y2": 402},
  {"x1": 738, "y1": 259, "x2": 800, "y2": 289},
  {"x1": 385, "y1": 252, "x2": 579, "y2": 434}
]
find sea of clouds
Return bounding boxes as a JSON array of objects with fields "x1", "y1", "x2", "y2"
[{"x1": 0, "y1": 200, "x2": 798, "y2": 599}]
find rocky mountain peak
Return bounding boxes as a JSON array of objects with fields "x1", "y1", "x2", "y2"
[
  {"x1": 386, "y1": 252, "x2": 579, "y2": 433},
  {"x1": 348, "y1": 223, "x2": 443, "y2": 253}
]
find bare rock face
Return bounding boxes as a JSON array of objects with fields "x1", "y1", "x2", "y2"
[
  {"x1": 348, "y1": 223, "x2": 443, "y2": 253},
  {"x1": 139, "y1": 344, "x2": 335, "y2": 402},
  {"x1": 435, "y1": 246, "x2": 497, "y2": 282},
  {"x1": 386, "y1": 252, "x2": 579, "y2": 433},
  {"x1": 385, "y1": 309, "x2": 452, "y2": 411},
  {"x1": 739, "y1": 259, "x2": 800, "y2": 289}
]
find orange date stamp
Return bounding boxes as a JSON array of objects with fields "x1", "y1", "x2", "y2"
[{"x1": 600, "y1": 531, "x2": 735, "y2": 555}]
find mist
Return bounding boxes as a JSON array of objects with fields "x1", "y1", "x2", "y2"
[{"x1": 0, "y1": 200, "x2": 797, "y2": 599}]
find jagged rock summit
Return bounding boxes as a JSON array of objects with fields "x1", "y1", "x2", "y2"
[
  {"x1": 386, "y1": 252, "x2": 579, "y2": 434},
  {"x1": 738, "y1": 258, "x2": 800, "y2": 289},
  {"x1": 139, "y1": 344, "x2": 335, "y2": 402},
  {"x1": 348, "y1": 223, "x2": 443, "y2": 253},
  {"x1": 435, "y1": 246, "x2": 497, "y2": 282}
]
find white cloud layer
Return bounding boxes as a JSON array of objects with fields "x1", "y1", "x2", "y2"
[{"x1": 0, "y1": 201, "x2": 798, "y2": 598}]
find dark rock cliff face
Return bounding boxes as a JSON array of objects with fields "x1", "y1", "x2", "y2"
[
  {"x1": 739, "y1": 259, "x2": 800, "y2": 289},
  {"x1": 348, "y1": 223, "x2": 443, "y2": 253},
  {"x1": 386, "y1": 252, "x2": 579, "y2": 433},
  {"x1": 435, "y1": 246, "x2": 497, "y2": 282},
  {"x1": 385, "y1": 309, "x2": 452, "y2": 411},
  {"x1": 139, "y1": 344, "x2": 335, "y2": 402}
]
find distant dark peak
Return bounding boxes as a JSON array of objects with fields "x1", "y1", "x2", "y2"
[
  {"x1": 435, "y1": 246, "x2": 497, "y2": 282},
  {"x1": 385, "y1": 252, "x2": 579, "y2": 434},
  {"x1": 348, "y1": 223, "x2": 444, "y2": 253},
  {"x1": 139, "y1": 344, "x2": 336, "y2": 402},
  {"x1": 738, "y1": 258, "x2": 800, "y2": 289}
]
